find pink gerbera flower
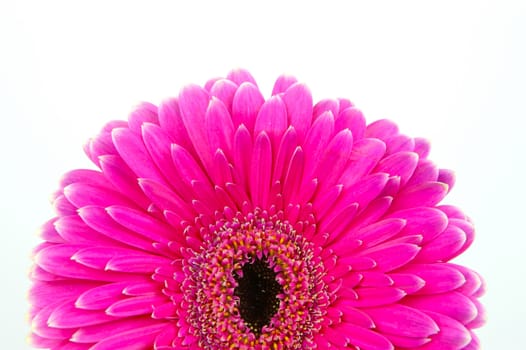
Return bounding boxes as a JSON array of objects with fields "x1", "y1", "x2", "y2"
[{"x1": 30, "y1": 69, "x2": 485, "y2": 349}]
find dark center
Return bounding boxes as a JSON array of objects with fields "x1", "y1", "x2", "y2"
[{"x1": 234, "y1": 257, "x2": 283, "y2": 337}]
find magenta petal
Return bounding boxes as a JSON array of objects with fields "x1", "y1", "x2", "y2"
[
  {"x1": 403, "y1": 292, "x2": 478, "y2": 325},
  {"x1": 128, "y1": 102, "x2": 158, "y2": 134},
  {"x1": 366, "y1": 304, "x2": 439, "y2": 338},
  {"x1": 206, "y1": 97, "x2": 235, "y2": 161},
  {"x1": 71, "y1": 317, "x2": 158, "y2": 343},
  {"x1": 111, "y1": 127, "x2": 168, "y2": 186},
  {"x1": 384, "y1": 134, "x2": 415, "y2": 155},
  {"x1": 88, "y1": 323, "x2": 167, "y2": 350},
  {"x1": 226, "y1": 68, "x2": 257, "y2": 87},
  {"x1": 99, "y1": 155, "x2": 151, "y2": 209},
  {"x1": 340, "y1": 138, "x2": 386, "y2": 187},
  {"x1": 302, "y1": 111, "x2": 335, "y2": 181},
  {"x1": 421, "y1": 311, "x2": 472, "y2": 349},
  {"x1": 282, "y1": 83, "x2": 313, "y2": 142},
  {"x1": 178, "y1": 84, "x2": 214, "y2": 170},
  {"x1": 388, "y1": 207, "x2": 448, "y2": 243},
  {"x1": 391, "y1": 181, "x2": 448, "y2": 211},
  {"x1": 209, "y1": 78, "x2": 238, "y2": 112},
  {"x1": 158, "y1": 98, "x2": 194, "y2": 154},
  {"x1": 76, "y1": 282, "x2": 133, "y2": 310},
  {"x1": 272, "y1": 126, "x2": 298, "y2": 184},
  {"x1": 314, "y1": 129, "x2": 353, "y2": 191},
  {"x1": 250, "y1": 131, "x2": 272, "y2": 208},
  {"x1": 375, "y1": 151, "x2": 419, "y2": 186},
  {"x1": 63, "y1": 183, "x2": 132, "y2": 209},
  {"x1": 105, "y1": 294, "x2": 167, "y2": 317},
  {"x1": 358, "y1": 242, "x2": 420, "y2": 272},
  {"x1": 413, "y1": 137, "x2": 431, "y2": 158},
  {"x1": 78, "y1": 206, "x2": 159, "y2": 253},
  {"x1": 335, "y1": 107, "x2": 366, "y2": 141},
  {"x1": 231, "y1": 82, "x2": 264, "y2": 132},
  {"x1": 48, "y1": 300, "x2": 116, "y2": 328},
  {"x1": 141, "y1": 123, "x2": 181, "y2": 188},
  {"x1": 399, "y1": 263, "x2": 466, "y2": 294},
  {"x1": 336, "y1": 323, "x2": 394, "y2": 350},
  {"x1": 313, "y1": 99, "x2": 339, "y2": 120},
  {"x1": 438, "y1": 168, "x2": 456, "y2": 192},
  {"x1": 254, "y1": 95, "x2": 288, "y2": 153},
  {"x1": 272, "y1": 74, "x2": 298, "y2": 95},
  {"x1": 365, "y1": 119, "x2": 399, "y2": 140}
]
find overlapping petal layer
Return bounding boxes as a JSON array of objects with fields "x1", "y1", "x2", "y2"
[{"x1": 31, "y1": 69, "x2": 484, "y2": 349}]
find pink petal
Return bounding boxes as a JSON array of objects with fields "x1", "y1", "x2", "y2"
[
  {"x1": 138, "y1": 178, "x2": 195, "y2": 220},
  {"x1": 438, "y1": 168, "x2": 456, "y2": 193},
  {"x1": 106, "y1": 294, "x2": 167, "y2": 317},
  {"x1": 336, "y1": 323, "x2": 394, "y2": 350},
  {"x1": 352, "y1": 218, "x2": 407, "y2": 249},
  {"x1": 106, "y1": 205, "x2": 176, "y2": 244},
  {"x1": 158, "y1": 98, "x2": 194, "y2": 155},
  {"x1": 366, "y1": 304, "x2": 439, "y2": 338},
  {"x1": 403, "y1": 292, "x2": 478, "y2": 325},
  {"x1": 206, "y1": 98, "x2": 235, "y2": 161},
  {"x1": 250, "y1": 131, "x2": 272, "y2": 208},
  {"x1": 390, "y1": 182, "x2": 448, "y2": 211},
  {"x1": 111, "y1": 127, "x2": 168, "y2": 186},
  {"x1": 335, "y1": 107, "x2": 366, "y2": 141},
  {"x1": 231, "y1": 82, "x2": 264, "y2": 132},
  {"x1": 48, "y1": 300, "x2": 116, "y2": 328},
  {"x1": 345, "y1": 287, "x2": 406, "y2": 307},
  {"x1": 141, "y1": 123, "x2": 181, "y2": 189},
  {"x1": 209, "y1": 78, "x2": 237, "y2": 112},
  {"x1": 32, "y1": 301, "x2": 77, "y2": 339},
  {"x1": 99, "y1": 155, "x2": 151, "y2": 209},
  {"x1": 414, "y1": 137, "x2": 431, "y2": 158},
  {"x1": 35, "y1": 244, "x2": 130, "y2": 282},
  {"x1": 88, "y1": 323, "x2": 167, "y2": 350},
  {"x1": 365, "y1": 119, "x2": 399, "y2": 140},
  {"x1": 400, "y1": 264, "x2": 466, "y2": 294},
  {"x1": 226, "y1": 68, "x2": 257, "y2": 86},
  {"x1": 301, "y1": 111, "x2": 335, "y2": 183},
  {"x1": 358, "y1": 243, "x2": 420, "y2": 272},
  {"x1": 254, "y1": 95, "x2": 288, "y2": 153},
  {"x1": 128, "y1": 102, "x2": 158, "y2": 134},
  {"x1": 420, "y1": 311, "x2": 472, "y2": 349},
  {"x1": 75, "y1": 282, "x2": 130, "y2": 310},
  {"x1": 30, "y1": 280, "x2": 98, "y2": 309},
  {"x1": 282, "y1": 82, "x2": 313, "y2": 141},
  {"x1": 78, "y1": 206, "x2": 160, "y2": 253},
  {"x1": 178, "y1": 84, "x2": 214, "y2": 170},
  {"x1": 272, "y1": 74, "x2": 297, "y2": 95},
  {"x1": 272, "y1": 126, "x2": 298, "y2": 184},
  {"x1": 374, "y1": 151, "x2": 419, "y2": 186},
  {"x1": 339, "y1": 138, "x2": 386, "y2": 188},
  {"x1": 388, "y1": 207, "x2": 448, "y2": 243},
  {"x1": 388, "y1": 273, "x2": 426, "y2": 294},
  {"x1": 405, "y1": 159, "x2": 439, "y2": 187},
  {"x1": 282, "y1": 146, "x2": 305, "y2": 205},
  {"x1": 314, "y1": 129, "x2": 354, "y2": 191},
  {"x1": 313, "y1": 99, "x2": 339, "y2": 120},
  {"x1": 71, "y1": 317, "x2": 159, "y2": 343},
  {"x1": 416, "y1": 225, "x2": 467, "y2": 263},
  {"x1": 384, "y1": 134, "x2": 415, "y2": 155},
  {"x1": 63, "y1": 183, "x2": 133, "y2": 209},
  {"x1": 233, "y1": 124, "x2": 253, "y2": 190}
]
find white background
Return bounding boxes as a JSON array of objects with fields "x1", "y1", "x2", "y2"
[{"x1": 1, "y1": 1, "x2": 525, "y2": 348}]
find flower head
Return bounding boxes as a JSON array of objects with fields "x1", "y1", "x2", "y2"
[{"x1": 30, "y1": 69, "x2": 484, "y2": 349}]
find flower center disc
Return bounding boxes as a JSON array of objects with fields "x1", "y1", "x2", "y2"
[
  {"x1": 183, "y1": 217, "x2": 328, "y2": 349},
  {"x1": 234, "y1": 258, "x2": 283, "y2": 337}
]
